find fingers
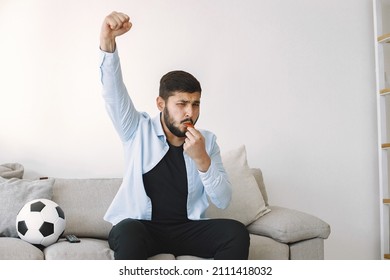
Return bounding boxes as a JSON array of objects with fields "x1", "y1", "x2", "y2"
[
  {"x1": 183, "y1": 129, "x2": 210, "y2": 172},
  {"x1": 185, "y1": 127, "x2": 199, "y2": 142},
  {"x1": 185, "y1": 128, "x2": 205, "y2": 150},
  {"x1": 106, "y1": 11, "x2": 131, "y2": 31},
  {"x1": 100, "y1": 11, "x2": 132, "y2": 52}
]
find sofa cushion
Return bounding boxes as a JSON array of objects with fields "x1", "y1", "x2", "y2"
[
  {"x1": 44, "y1": 238, "x2": 114, "y2": 260},
  {"x1": 0, "y1": 237, "x2": 44, "y2": 260},
  {"x1": 52, "y1": 178, "x2": 121, "y2": 239},
  {"x1": 44, "y1": 238, "x2": 176, "y2": 260},
  {"x1": 247, "y1": 206, "x2": 331, "y2": 243},
  {"x1": 148, "y1": 254, "x2": 176, "y2": 260},
  {"x1": 0, "y1": 163, "x2": 24, "y2": 179},
  {"x1": 206, "y1": 145, "x2": 270, "y2": 225},
  {"x1": 0, "y1": 177, "x2": 54, "y2": 237}
]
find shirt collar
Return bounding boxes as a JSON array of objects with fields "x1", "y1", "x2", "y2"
[{"x1": 152, "y1": 113, "x2": 166, "y2": 139}]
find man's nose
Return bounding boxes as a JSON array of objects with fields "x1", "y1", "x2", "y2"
[{"x1": 185, "y1": 105, "x2": 193, "y2": 118}]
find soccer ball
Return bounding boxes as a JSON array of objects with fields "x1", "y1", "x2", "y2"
[{"x1": 16, "y1": 199, "x2": 66, "y2": 247}]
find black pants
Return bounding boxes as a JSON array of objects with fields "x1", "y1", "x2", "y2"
[{"x1": 108, "y1": 218, "x2": 250, "y2": 260}]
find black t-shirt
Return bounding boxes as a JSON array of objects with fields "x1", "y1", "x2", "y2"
[{"x1": 142, "y1": 142, "x2": 189, "y2": 222}]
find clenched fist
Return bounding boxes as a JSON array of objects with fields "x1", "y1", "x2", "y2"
[
  {"x1": 184, "y1": 126, "x2": 211, "y2": 172},
  {"x1": 100, "y1": 11, "x2": 132, "y2": 53}
]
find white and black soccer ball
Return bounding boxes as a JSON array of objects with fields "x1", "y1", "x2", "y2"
[{"x1": 16, "y1": 198, "x2": 66, "y2": 247}]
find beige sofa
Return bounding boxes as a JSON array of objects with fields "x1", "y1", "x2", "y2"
[{"x1": 0, "y1": 146, "x2": 330, "y2": 260}]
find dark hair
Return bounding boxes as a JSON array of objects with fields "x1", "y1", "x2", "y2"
[{"x1": 159, "y1": 70, "x2": 202, "y2": 100}]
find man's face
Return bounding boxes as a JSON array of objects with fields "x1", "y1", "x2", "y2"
[{"x1": 160, "y1": 91, "x2": 201, "y2": 138}]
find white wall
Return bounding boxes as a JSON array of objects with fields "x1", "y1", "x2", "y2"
[{"x1": 0, "y1": 0, "x2": 379, "y2": 259}]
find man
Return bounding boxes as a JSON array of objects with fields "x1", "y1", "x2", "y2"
[{"x1": 99, "y1": 11, "x2": 249, "y2": 260}]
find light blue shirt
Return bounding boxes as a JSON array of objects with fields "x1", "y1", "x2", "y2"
[{"x1": 100, "y1": 49, "x2": 232, "y2": 225}]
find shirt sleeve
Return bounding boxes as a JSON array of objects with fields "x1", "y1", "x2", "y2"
[
  {"x1": 198, "y1": 138, "x2": 232, "y2": 209},
  {"x1": 99, "y1": 48, "x2": 140, "y2": 142}
]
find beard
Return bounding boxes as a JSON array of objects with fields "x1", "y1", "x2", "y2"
[{"x1": 163, "y1": 107, "x2": 196, "y2": 138}]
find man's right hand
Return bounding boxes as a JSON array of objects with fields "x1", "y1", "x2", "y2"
[{"x1": 100, "y1": 11, "x2": 132, "y2": 53}]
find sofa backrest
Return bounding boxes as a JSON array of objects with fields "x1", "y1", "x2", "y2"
[
  {"x1": 52, "y1": 167, "x2": 269, "y2": 239},
  {"x1": 52, "y1": 178, "x2": 121, "y2": 239}
]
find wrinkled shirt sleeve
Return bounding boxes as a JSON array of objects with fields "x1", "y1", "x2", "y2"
[
  {"x1": 99, "y1": 48, "x2": 140, "y2": 143},
  {"x1": 198, "y1": 136, "x2": 232, "y2": 209}
]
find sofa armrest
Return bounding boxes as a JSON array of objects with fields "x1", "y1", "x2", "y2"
[{"x1": 247, "y1": 206, "x2": 331, "y2": 244}]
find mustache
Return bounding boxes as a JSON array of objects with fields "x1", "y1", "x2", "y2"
[{"x1": 181, "y1": 119, "x2": 193, "y2": 124}]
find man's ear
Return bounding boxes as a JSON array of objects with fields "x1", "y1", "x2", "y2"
[{"x1": 156, "y1": 96, "x2": 165, "y2": 112}]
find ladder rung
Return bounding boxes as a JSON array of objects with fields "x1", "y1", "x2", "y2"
[
  {"x1": 380, "y1": 88, "x2": 390, "y2": 95},
  {"x1": 382, "y1": 143, "x2": 390, "y2": 149},
  {"x1": 384, "y1": 199, "x2": 390, "y2": 204},
  {"x1": 385, "y1": 254, "x2": 390, "y2": 259},
  {"x1": 378, "y1": 33, "x2": 390, "y2": 43}
]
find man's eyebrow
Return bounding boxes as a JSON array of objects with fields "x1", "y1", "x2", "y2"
[{"x1": 177, "y1": 99, "x2": 201, "y2": 104}]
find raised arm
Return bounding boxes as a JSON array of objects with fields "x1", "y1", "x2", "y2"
[
  {"x1": 99, "y1": 12, "x2": 139, "y2": 143},
  {"x1": 100, "y1": 11, "x2": 132, "y2": 53}
]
